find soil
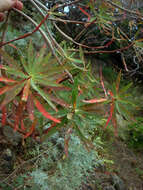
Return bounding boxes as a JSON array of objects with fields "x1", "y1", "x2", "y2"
[
  {"x1": 107, "y1": 139, "x2": 143, "y2": 190},
  {"x1": 81, "y1": 138, "x2": 143, "y2": 190}
]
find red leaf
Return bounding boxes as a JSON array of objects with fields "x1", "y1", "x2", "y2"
[
  {"x1": 82, "y1": 98, "x2": 107, "y2": 104},
  {"x1": 27, "y1": 94, "x2": 35, "y2": 121},
  {"x1": 0, "y1": 81, "x2": 24, "y2": 97},
  {"x1": 49, "y1": 94, "x2": 70, "y2": 108},
  {"x1": 14, "y1": 101, "x2": 25, "y2": 131},
  {"x1": 21, "y1": 120, "x2": 26, "y2": 131},
  {"x1": 0, "y1": 82, "x2": 24, "y2": 109},
  {"x1": 1, "y1": 106, "x2": 7, "y2": 126},
  {"x1": 34, "y1": 98, "x2": 60, "y2": 123},
  {"x1": 79, "y1": 6, "x2": 91, "y2": 21},
  {"x1": 99, "y1": 66, "x2": 108, "y2": 98},
  {"x1": 0, "y1": 85, "x2": 15, "y2": 95},
  {"x1": 64, "y1": 128, "x2": 72, "y2": 157},
  {"x1": 108, "y1": 90, "x2": 114, "y2": 98},
  {"x1": 0, "y1": 77, "x2": 17, "y2": 83},
  {"x1": 104, "y1": 39, "x2": 114, "y2": 48},
  {"x1": 22, "y1": 79, "x2": 30, "y2": 102},
  {"x1": 8, "y1": 43, "x2": 18, "y2": 50},
  {"x1": 64, "y1": 137, "x2": 70, "y2": 157},
  {"x1": 47, "y1": 86, "x2": 71, "y2": 91},
  {"x1": 105, "y1": 103, "x2": 114, "y2": 128},
  {"x1": 24, "y1": 119, "x2": 37, "y2": 139}
]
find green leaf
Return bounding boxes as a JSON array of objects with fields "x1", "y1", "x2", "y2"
[
  {"x1": 116, "y1": 71, "x2": 121, "y2": 93},
  {"x1": 119, "y1": 82, "x2": 133, "y2": 94},
  {"x1": 31, "y1": 79, "x2": 57, "y2": 111},
  {"x1": 118, "y1": 103, "x2": 134, "y2": 121},
  {"x1": 1, "y1": 65, "x2": 27, "y2": 78},
  {"x1": 79, "y1": 46, "x2": 85, "y2": 65},
  {"x1": 71, "y1": 77, "x2": 78, "y2": 109},
  {"x1": 118, "y1": 99, "x2": 137, "y2": 107},
  {"x1": 134, "y1": 41, "x2": 143, "y2": 48},
  {"x1": 31, "y1": 46, "x2": 46, "y2": 74},
  {"x1": 34, "y1": 77, "x2": 61, "y2": 87},
  {"x1": 74, "y1": 123, "x2": 93, "y2": 149},
  {"x1": 56, "y1": 108, "x2": 69, "y2": 118},
  {"x1": 115, "y1": 102, "x2": 122, "y2": 115},
  {"x1": 68, "y1": 57, "x2": 83, "y2": 64},
  {"x1": 31, "y1": 52, "x2": 52, "y2": 74},
  {"x1": 20, "y1": 56, "x2": 30, "y2": 74}
]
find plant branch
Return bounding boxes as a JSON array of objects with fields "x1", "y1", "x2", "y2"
[
  {"x1": 54, "y1": 22, "x2": 115, "y2": 50},
  {"x1": 105, "y1": 0, "x2": 143, "y2": 19},
  {"x1": 68, "y1": 41, "x2": 134, "y2": 54}
]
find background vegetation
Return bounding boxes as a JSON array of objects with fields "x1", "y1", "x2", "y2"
[{"x1": 0, "y1": 0, "x2": 143, "y2": 189}]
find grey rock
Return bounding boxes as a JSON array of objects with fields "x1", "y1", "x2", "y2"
[
  {"x1": 111, "y1": 174, "x2": 126, "y2": 190},
  {"x1": 2, "y1": 126, "x2": 22, "y2": 146},
  {"x1": 104, "y1": 186, "x2": 116, "y2": 190},
  {"x1": 0, "y1": 148, "x2": 15, "y2": 174},
  {"x1": 2, "y1": 148, "x2": 13, "y2": 161}
]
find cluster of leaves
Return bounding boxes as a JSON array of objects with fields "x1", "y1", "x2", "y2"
[
  {"x1": 0, "y1": 42, "x2": 105, "y2": 144},
  {"x1": 0, "y1": 41, "x2": 137, "y2": 158},
  {"x1": 0, "y1": 0, "x2": 141, "y2": 159},
  {"x1": 0, "y1": 42, "x2": 67, "y2": 137}
]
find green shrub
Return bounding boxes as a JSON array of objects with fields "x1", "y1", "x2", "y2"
[
  {"x1": 25, "y1": 134, "x2": 104, "y2": 190},
  {"x1": 127, "y1": 117, "x2": 143, "y2": 150}
]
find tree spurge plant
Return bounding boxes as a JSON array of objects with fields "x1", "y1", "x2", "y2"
[
  {"x1": 0, "y1": 41, "x2": 69, "y2": 137},
  {"x1": 0, "y1": 0, "x2": 140, "y2": 157},
  {"x1": 0, "y1": 41, "x2": 136, "y2": 156}
]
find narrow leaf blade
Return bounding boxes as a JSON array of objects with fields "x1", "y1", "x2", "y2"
[
  {"x1": 82, "y1": 98, "x2": 107, "y2": 103},
  {"x1": 0, "y1": 82, "x2": 25, "y2": 109},
  {"x1": 27, "y1": 94, "x2": 35, "y2": 121},
  {"x1": 22, "y1": 79, "x2": 31, "y2": 102},
  {"x1": 0, "y1": 77, "x2": 17, "y2": 83},
  {"x1": 34, "y1": 98, "x2": 60, "y2": 123},
  {"x1": 31, "y1": 79, "x2": 57, "y2": 111}
]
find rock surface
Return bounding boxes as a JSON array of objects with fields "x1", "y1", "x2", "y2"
[
  {"x1": 0, "y1": 148, "x2": 15, "y2": 178},
  {"x1": 104, "y1": 186, "x2": 116, "y2": 190}
]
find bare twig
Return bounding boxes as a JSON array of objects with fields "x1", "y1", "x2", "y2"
[
  {"x1": 68, "y1": 41, "x2": 134, "y2": 54},
  {"x1": 54, "y1": 22, "x2": 114, "y2": 50},
  {"x1": 105, "y1": 0, "x2": 143, "y2": 19}
]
